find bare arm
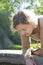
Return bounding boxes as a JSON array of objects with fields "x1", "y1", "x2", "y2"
[{"x1": 21, "y1": 35, "x2": 30, "y2": 55}]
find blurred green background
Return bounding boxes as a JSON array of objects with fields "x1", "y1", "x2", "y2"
[{"x1": 0, "y1": 0, "x2": 42, "y2": 49}]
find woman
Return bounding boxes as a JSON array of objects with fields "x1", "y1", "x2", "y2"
[{"x1": 12, "y1": 9, "x2": 43, "y2": 65}]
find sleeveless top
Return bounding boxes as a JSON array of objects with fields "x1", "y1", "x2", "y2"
[{"x1": 31, "y1": 18, "x2": 40, "y2": 41}]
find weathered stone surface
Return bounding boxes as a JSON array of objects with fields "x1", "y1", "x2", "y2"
[
  {"x1": 0, "y1": 50, "x2": 26, "y2": 65},
  {"x1": 33, "y1": 55, "x2": 43, "y2": 65}
]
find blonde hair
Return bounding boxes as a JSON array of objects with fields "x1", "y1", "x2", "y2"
[
  {"x1": 19, "y1": 9, "x2": 38, "y2": 28},
  {"x1": 13, "y1": 9, "x2": 38, "y2": 28}
]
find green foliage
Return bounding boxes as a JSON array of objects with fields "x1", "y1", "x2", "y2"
[
  {"x1": 10, "y1": 31, "x2": 22, "y2": 45},
  {"x1": 8, "y1": 45, "x2": 22, "y2": 50},
  {"x1": 31, "y1": 43, "x2": 41, "y2": 49},
  {"x1": 34, "y1": 6, "x2": 43, "y2": 15},
  {"x1": 0, "y1": 10, "x2": 11, "y2": 36},
  {"x1": 39, "y1": 0, "x2": 43, "y2": 6},
  {"x1": 0, "y1": 10, "x2": 13, "y2": 49},
  {"x1": 34, "y1": 0, "x2": 43, "y2": 15},
  {"x1": 0, "y1": 0, "x2": 42, "y2": 49},
  {"x1": 26, "y1": 6, "x2": 32, "y2": 9},
  {"x1": 7, "y1": 43, "x2": 41, "y2": 50},
  {"x1": 15, "y1": 0, "x2": 21, "y2": 3},
  {"x1": 0, "y1": 0, "x2": 43, "y2": 15},
  {"x1": 0, "y1": 0, "x2": 14, "y2": 14},
  {"x1": 0, "y1": 10, "x2": 21, "y2": 49}
]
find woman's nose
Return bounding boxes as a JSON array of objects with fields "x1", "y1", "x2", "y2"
[{"x1": 20, "y1": 31, "x2": 26, "y2": 35}]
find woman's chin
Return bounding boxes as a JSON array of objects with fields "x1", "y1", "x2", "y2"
[
  {"x1": 21, "y1": 34, "x2": 29, "y2": 37},
  {"x1": 25, "y1": 34, "x2": 29, "y2": 37}
]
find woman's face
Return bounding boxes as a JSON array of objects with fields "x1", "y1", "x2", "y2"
[{"x1": 16, "y1": 23, "x2": 34, "y2": 37}]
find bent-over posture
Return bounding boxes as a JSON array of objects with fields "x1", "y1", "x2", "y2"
[{"x1": 12, "y1": 9, "x2": 43, "y2": 65}]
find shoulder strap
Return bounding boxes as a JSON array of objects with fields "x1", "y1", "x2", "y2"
[
  {"x1": 38, "y1": 18, "x2": 40, "y2": 36},
  {"x1": 38, "y1": 18, "x2": 43, "y2": 48}
]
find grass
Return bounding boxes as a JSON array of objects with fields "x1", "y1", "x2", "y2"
[
  {"x1": 8, "y1": 43, "x2": 41, "y2": 50},
  {"x1": 8, "y1": 45, "x2": 22, "y2": 50},
  {"x1": 31, "y1": 43, "x2": 41, "y2": 49}
]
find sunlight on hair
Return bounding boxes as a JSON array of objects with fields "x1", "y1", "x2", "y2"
[{"x1": 18, "y1": 9, "x2": 38, "y2": 28}]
